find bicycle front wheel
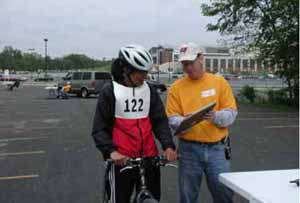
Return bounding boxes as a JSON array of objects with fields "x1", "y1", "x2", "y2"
[{"x1": 141, "y1": 198, "x2": 159, "y2": 203}]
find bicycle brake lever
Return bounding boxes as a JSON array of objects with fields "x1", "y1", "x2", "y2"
[
  {"x1": 165, "y1": 164, "x2": 178, "y2": 168},
  {"x1": 120, "y1": 166, "x2": 133, "y2": 173}
]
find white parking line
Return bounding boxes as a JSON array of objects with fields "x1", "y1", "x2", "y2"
[
  {"x1": 238, "y1": 118, "x2": 298, "y2": 121},
  {"x1": 0, "y1": 150, "x2": 45, "y2": 157},
  {"x1": 0, "y1": 126, "x2": 65, "y2": 131},
  {"x1": 0, "y1": 174, "x2": 39, "y2": 181},
  {"x1": 0, "y1": 143, "x2": 8, "y2": 147},
  {"x1": 0, "y1": 136, "x2": 48, "y2": 143},
  {"x1": 264, "y1": 125, "x2": 299, "y2": 129},
  {"x1": 240, "y1": 112, "x2": 298, "y2": 115}
]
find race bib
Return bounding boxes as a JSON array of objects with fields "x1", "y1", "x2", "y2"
[{"x1": 113, "y1": 81, "x2": 150, "y2": 119}]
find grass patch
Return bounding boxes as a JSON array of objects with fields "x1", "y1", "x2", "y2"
[
  {"x1": 78, "y1": 65, "x2": 111, "y2": 72},
  {"x1": 238, "y1": 100, "x2": 298, "y2": 112}
]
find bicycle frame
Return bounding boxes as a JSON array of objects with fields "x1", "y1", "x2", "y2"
[{"x1": 106, "y1": 156, "x2": 177, "y2": 203}]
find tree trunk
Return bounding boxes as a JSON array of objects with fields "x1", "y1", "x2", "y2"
[
  {"x1": 286, "y1": 78, "x2": 293, "y2": 104},
  {"x1": 292, "y1": 79, "x2": 299, "y2": 107}
]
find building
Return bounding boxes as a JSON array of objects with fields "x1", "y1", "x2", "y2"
[
  {"x1": 149, "y1": 46, "x2": 174, "y2": 65},
  {"x1": 202, "y1": 47, "x2": 276, "y2": 74},
  {"x1": 150, "y1": 45, "x2": 276, "y2": 74}
]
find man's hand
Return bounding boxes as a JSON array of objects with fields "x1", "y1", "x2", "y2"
[
  {"x1": 203, "y1": 111, "x2": 216, "y2": 122},
  {"x1": 110, "y1": 151, "x2": 127, "y2": 166},
  {"x1": 164, "y1": 148, "x2": 177, "y2": 162}
]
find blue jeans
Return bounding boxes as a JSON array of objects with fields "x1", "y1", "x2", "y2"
[{"x1": 178, "y1": 139, "x2": 233, "y2": 203}]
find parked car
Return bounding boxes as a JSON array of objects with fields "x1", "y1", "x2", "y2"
[
  {"x1": 0, "y1": 74, "x2": 28, "y2": 82},
  {"x1": 223, "y1": 73, "x2": 235, "y2": 81},
  {"x1": 60, "y1": 71, "x2": 111, "y2": 98},
  {"x1": 34, "y1": 75, "x2": 54, "y2": 82},
  {"x1": 61, "y1": 71, "x2": 167, "y2": 98}
]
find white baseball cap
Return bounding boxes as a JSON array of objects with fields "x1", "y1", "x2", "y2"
[{"x1": 178, "y1": 42, "x2": 203, "y2": 62}]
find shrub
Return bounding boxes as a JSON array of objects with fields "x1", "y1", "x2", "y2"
[
  {"x1": 240, "y1": 85, "x2": 256, "y2": 103},
  {"x1": 267, "y1": 89, "x2": 289, "y2": 105}
]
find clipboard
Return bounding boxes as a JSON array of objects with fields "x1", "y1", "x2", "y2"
[{"x1": 174, "y1": 101, "x2": 216, "y2": 135}]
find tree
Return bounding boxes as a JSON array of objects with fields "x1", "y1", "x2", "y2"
[
  {"x1": 22, "y1": 53, "x2": 43, "y2": 72},
  {"x1": 0, "y1": 46, "x2": 23, "y2": 71},
  {"x1": 0, "y1": 46, "x2": 112, "y2": 73},
  {"x1": 62, "y1": 54, "x2": 95, "y2": 70},
  {"x1": 201, "y1": 0, "x2": 299, "y2": 105}
]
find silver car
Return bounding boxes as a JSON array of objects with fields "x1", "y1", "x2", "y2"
[{"x1": 61, "y1": 71, "x2": 111, "y2": 98}]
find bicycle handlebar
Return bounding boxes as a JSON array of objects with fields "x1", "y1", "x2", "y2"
[{"x1": 106, "y1": 155, "x2": 178, "y2": 172}]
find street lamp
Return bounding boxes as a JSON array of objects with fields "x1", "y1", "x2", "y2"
[
  {"x1": 28, "y1": 48, "x2": 36, "y2": 79},
  {"x1": 168, "y1": 62, "x2": 171, "y2": 82},
  {"x1": 44, "y1": 38, "x2": 48, "y2": 77}
]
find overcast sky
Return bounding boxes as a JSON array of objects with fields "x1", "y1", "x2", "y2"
[{"x1": 1, "y1": 0, "x2": 221, "y2": 59}]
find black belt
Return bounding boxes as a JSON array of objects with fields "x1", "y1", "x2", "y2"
[{"x1": 181, "y1": 137, "x2": 226, "y2": 146}]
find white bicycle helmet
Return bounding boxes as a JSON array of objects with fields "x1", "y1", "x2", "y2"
[{"x1": 119, "y1": 45, "x2": 153, "y2": 72}]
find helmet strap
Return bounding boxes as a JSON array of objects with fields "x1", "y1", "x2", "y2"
[{"x1": 123, "y1": 67, "x2": 138, "y2": 87}]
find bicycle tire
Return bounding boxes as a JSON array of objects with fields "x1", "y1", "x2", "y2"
[{"x1": 140, "y1": 198, "x2": 159, "y2": 203}]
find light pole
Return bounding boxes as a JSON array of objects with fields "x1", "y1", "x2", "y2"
[
  {"x1": 168, "y1": 62, "x2": 171, "y2": 82},
  {"x1": 44, "y1": 38, "x2": 48, "y2": 77},
  {"x1": 28, "y1": 48, "x2": 35, "y2": 79}
]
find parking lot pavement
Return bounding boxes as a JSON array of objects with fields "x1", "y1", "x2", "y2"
[{"x1": 0, "y1": 86, "x2": 298, "y2": 203}]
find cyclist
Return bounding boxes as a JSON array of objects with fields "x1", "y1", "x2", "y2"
[{"x1": 91, "y1": 45, "x2": 177, "y2": 203}]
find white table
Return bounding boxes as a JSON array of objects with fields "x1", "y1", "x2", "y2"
[
  {"x1": 219, "y1": 169, "x2": 299, "y2": 203},
  {"x1": 2, "y1": 81, "x2": 15, "y2": 90},
  {"x1": 2, "y1": 81, "x2": 14, "y2": 86},
  {"x1": 45, "y1": 86, "x2": 57, "y2": 97}
]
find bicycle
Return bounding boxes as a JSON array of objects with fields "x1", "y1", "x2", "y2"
[{"x1": 103, "y1": 156, "x2": 177, "y2": 203}]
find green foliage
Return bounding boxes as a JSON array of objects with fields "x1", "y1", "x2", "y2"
[
  {"x1": 0, "y1": 46, "x2": 112, "y2": 72},
  {"x1": 0, "y1": 46, "x2": 22, "y2": 70},
  {"x1": 94, "y1": 65, "x2": 111, "y2": 72},
  {"x1": 240, "y1": 85, "x2": 256, "y2": 103},
  {"x1": 267, "y1": 89, "x2": 290, "y2": 105},
  {"x1": 201, "y1": 0, "x2": 299, "y2": 105}
]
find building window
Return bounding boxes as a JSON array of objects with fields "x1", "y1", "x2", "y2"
[
  {"x1": 205, "y1": 58, "x2": 211, "y2": 68},
  {"x1": 250, "y1": 59, "x2": 255, "y2": 69},
  {"x1": 153, "y1": 56, "x2": 157, "y2": 65},
  {"x1": 213, "y1": 59, "x2": 218, "y2": 68},
  {"x1": 242, "y1": 59, "x2": 249, "y2": 69},
  {"x1": 235, "y1": 59, "x2": 241, "y2": 68},
  {"x1": 263, "y1": 60, "x2": 269, "y2": 70},
  {"x1": 270, "y1": 61, "x2": 275, "y2": 72},
  {"x1": 220, "y1": 59, "x2": 226, "y2": 69},
  {"x1": 256, "y1": 60, "x2": 262, "y2": 71},
  {"x1": 173, "y1": 54, "x2": 179, "y2": 62},
  {"x1": 228, "y1": 59, "x2": 233, "y2": 68},
  {"x1": 159, "y1": 51, "x2": 163, "y2": 64}
]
